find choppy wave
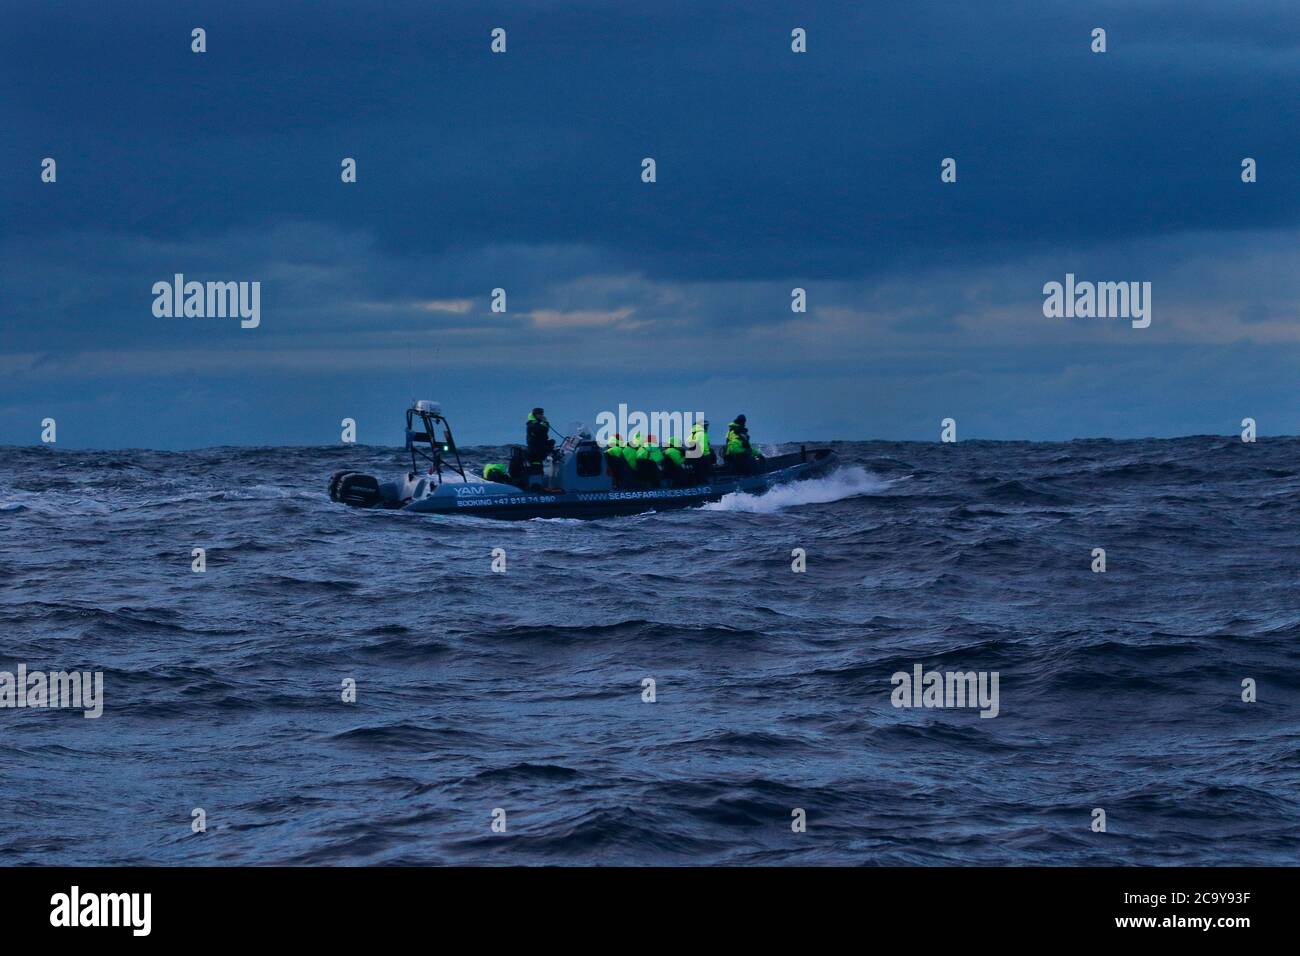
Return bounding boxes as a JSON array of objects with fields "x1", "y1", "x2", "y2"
[{"x1": 1, "y1": 435, "x2": 1298, "y2": 865}]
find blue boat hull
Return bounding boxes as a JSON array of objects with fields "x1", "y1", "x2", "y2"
[{"x1": 334, "y1": 448, "x2": 839, "y2": 519}]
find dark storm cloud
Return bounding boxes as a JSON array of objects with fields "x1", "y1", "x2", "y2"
[
  {"x1": 3, "y1": 0, "x2": 1299, "y2": 446},
  {"x1": 7, "y1": 0, "x2": 1298, "y2": 280}
]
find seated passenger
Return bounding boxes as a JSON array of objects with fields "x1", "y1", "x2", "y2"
[
  {"x1": 603, "y1": 433, "x2": 631, "y2": 486},
  {"x1": 661, "y1": 437, "x2": 688, "y2": 485},
  {"x1": 634, "y1": 434, "x2": 663, "y2": 484}
]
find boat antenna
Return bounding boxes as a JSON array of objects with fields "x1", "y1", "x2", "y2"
[{"x1": 406, "y1": 343, "x2": 416, "y2": 406}]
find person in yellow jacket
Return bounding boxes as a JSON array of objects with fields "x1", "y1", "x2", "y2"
[
  {"x1": 688, "y1": 419, "x2": 713, "y2": 482},
  {"x1": 661, "y1": 436, "x2": 688, "y2": 485},
  {"x1": 603, "y1": 433, "x2": 627, "y2": 485},
  {"x1": 724, "y1": 415, "x2": 762, "y2": 474},
  {"x1": 622, "y1": 432, "x2": 644, "y2": 485},
  {"x1": 634, "y1": 434, "x2": 664, "y2": 483}
]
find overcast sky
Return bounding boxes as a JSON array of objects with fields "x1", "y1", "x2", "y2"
[{"x1": 3, "y1": 0, "x2": 1298, "y2": 448}]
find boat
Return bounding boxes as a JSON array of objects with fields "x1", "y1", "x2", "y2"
[{"x1": 328, "y1": 401, "x2": 838, "y2": 519}]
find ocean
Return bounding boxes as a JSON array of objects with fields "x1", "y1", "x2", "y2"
[{"x1": 1, "y1": 437, "x2": 1297, "y2": 865}]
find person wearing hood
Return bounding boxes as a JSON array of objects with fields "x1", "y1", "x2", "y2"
[
  {"x1": 724, "y1": 415, "x2": 761, "y2": 473},
  {"x1": 634, "y1": 434, "x2": 664, "y2": 483},
  {"x1": 687, "y1": 419, "x2": 713, "y2": 483},
  {"x1": 603, "y1": 433, "x2": 630, "y2": 486},
  {"x1": 661, "y1": 436, "x2": 689, "y2": 485},
  {"x1": 525, "y1": 407, "x2": 555, "y2": 472}
]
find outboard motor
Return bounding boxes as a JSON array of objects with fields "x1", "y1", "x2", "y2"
[{"x1": 329, "y1": 470, "x2": 387, "y2": 508}]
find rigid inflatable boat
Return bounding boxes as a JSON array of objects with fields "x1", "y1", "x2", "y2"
[{"x1": 329, "y1": 402, "x2": 838, "y2": 520}]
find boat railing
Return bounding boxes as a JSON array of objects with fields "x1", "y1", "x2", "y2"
[{"x1": 405, "y1": 406, "x2": 467, "y2": 484}]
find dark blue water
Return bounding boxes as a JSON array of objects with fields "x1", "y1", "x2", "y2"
[{"x1": 2, "y1": 437, "x2": 1297, "y2": 865}]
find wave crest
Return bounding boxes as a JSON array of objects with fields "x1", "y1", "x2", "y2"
[{"x1": 701, "y1": 466, "x2": 895, "y2": 513}]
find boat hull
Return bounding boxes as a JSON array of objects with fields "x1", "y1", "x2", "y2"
[{"x1": 390, "y1": 449, "x2": 838, "y2": 519}]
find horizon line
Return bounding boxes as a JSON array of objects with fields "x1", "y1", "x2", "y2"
[{"x1": 4, "y1": 433, "x2": 1294, "y2": 454}]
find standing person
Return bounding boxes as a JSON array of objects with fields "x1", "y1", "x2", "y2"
[
  {"x1": 689, "y1": 419, "x2": 713, "y2": 482},
  {"x1": 724, "y1": 415, "x2": 762, "y2": 474},
  {"x1": 688, "y1": 418, "x2": 712, "y2": 483},
  {"x1": 526, "y1": 407, "x2": 554, "y2": 474}
]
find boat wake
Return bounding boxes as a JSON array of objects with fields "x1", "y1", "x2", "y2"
[{"x1": 701, "y1": 465, "x2": 897, "y2": 513}]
